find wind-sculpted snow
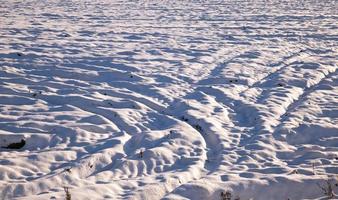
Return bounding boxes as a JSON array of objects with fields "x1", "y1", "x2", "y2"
[{"x1": 0, "y1": 0, "x2": 337, "y2": 199}]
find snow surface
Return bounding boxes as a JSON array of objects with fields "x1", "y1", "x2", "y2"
[{"x1": 0, "y1": 0, "x2": 338, "y2": 199}]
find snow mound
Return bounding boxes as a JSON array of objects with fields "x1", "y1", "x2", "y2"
[{"x1": 0, "y1": 0, "x2": 337, "y2": 199}]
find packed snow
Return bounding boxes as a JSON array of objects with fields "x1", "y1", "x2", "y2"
[{"x1": 0, "y1": 0, "x2": 337, "y2": 199}]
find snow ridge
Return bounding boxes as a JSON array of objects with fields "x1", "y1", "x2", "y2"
[{"x1": 0, "y1": 0, "x2": 337, "y2": 199}]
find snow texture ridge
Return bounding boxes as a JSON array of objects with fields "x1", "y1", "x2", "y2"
[{"x1": 0, "y1": 0, "x2": 337, "y2": 199}]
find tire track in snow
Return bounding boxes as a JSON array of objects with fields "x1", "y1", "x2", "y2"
[
  {"x1": 274, "y1": 67, "x2": 338, "y2": 132},
  {"x1": 162, "y1": 44, "x2": 311, "y2": 180},
  {"x1": 175, "y1": 44, "x2": 338, "y2": 183}
]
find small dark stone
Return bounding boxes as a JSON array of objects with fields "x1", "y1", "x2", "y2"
[
  {"x1": 32, "y1": 93, "x2": 37, "y2": 97},
  {"x1": 139, "y1": 150, "x2": 144, "y2": 158},
  {"x1": 2, "y1": 139, "x2": 26, "y2": 149},
  {"x1": 17, "y1": 53, "x2": 22, "y2": 56},
  {"x1": 181, "y1": 116, "x2": 188, "y2": 121},
  {"x1": 194, "y1": 124, "x2": 202, "y2": 132},
  {"x1": 65, "y1": 168, "x2": 71, "y2": 173}
]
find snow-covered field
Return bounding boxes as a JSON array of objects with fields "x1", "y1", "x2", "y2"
[{"x1": 1, "y1": 0, "x2": 337, "y2": 199}]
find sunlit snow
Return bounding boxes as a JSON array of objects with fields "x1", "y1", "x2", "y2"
[{"x1": 0, "y1": 0, "x2": 337, "y2": 199}]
